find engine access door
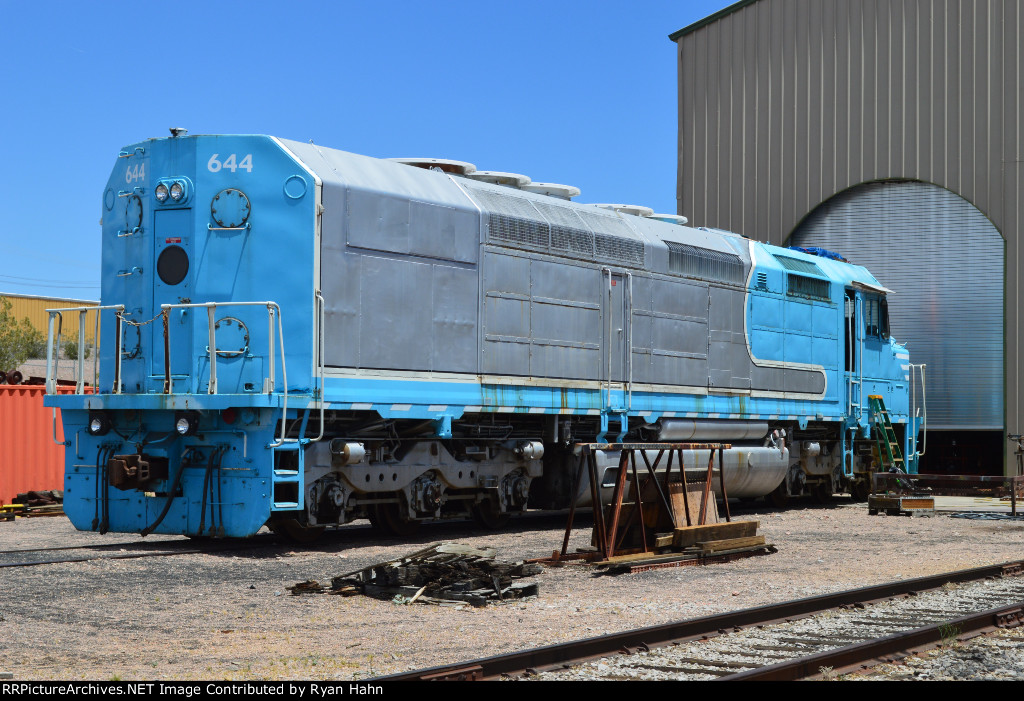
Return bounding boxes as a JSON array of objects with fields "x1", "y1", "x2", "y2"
[
  {"x1": 605, "y1": 272, "x2": 628, "y2": 385},
  {"x1": 151, "y1": 208, "x2": 195, "y2": 388}
]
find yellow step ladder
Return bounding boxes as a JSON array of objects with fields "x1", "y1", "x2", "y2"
[{"x1": 868, "y1": 395, "x2": 905, "y2": 471}]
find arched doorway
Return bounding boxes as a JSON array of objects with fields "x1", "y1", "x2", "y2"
[{"x1": 788, "y1": 180, "x2": 1004, "y2": 474}]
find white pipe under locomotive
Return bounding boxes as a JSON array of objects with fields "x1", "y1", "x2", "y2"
[{"x1": 44, "y1": 132, "x2": 924, "y2": 540}]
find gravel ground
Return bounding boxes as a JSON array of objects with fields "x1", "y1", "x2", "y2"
[
  {"x1": 855, "y1": 628, "x2": 1024, "y2": 681},
  {"x1": 532, "y1": 573, "x2": 1024, "y2": 680},
  {"x1": 3, "y1": 500, "x2": 1024, "y2": 681}
]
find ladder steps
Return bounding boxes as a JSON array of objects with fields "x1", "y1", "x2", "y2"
[{"x1": 868, "y1": 395, "x2": 905, "y2": 471}]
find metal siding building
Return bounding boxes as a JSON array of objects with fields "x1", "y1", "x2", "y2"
[
  {"x1": 671, "y1": 0, "x2": 1024, "y2": 471},
  {"x1": 1, "y1": 294, "x2": 98, "y2": 343}
]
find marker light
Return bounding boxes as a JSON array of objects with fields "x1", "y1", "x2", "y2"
[
  {"x1": 169, "y1": 181, "x2": 184, "y2": 202},
  {"x1": 155, "y1": 183, "x2": 169, "y2": 203}
]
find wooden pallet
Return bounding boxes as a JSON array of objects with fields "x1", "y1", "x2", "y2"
[
  {"x1": 868, "y1": 495, "x2": 935, "y2": 516},
  {"x1": 673, "y1": 520, "x2": 759, "y2": 548},
  {"x1": 597, "y1": 544, "x2": 776, "y2": 573}
]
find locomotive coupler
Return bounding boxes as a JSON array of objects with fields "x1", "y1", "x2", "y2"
[{"x1": 108, "y1": 454, "x2": 169, "y2": 491}]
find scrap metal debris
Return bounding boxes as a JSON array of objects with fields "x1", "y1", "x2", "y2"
[
  {"x1": 290, "y1": 542, "x2": 542, "y2": 607},
  {"x1": 1, "y1": 491, "x2": 64, "y2": 521},
  {"x1": 286, "y1": 580, "x2": 326, "y2": 595}
]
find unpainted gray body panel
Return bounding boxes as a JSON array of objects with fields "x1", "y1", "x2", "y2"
[{"x1": 279, "y1": 138, "x2": 824, "y2": 394}]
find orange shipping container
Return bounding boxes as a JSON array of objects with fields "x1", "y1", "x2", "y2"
[{"x1": 0, "y1": 385, "x2": 89, "y2": 503}]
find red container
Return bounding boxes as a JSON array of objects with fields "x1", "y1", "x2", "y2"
[{"x1": 0, "y1": 385, "x2": 89, "y2": 504}]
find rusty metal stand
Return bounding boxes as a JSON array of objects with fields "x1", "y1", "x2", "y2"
[{"x1": 553, "y1": 442, "x2": 731, "y2": 563}]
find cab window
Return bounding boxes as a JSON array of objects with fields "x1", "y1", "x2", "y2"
[{"x1": 864, "y1": 296, "x2": 890, "y2": 339}]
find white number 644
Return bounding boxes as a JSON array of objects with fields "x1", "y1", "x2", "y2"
[{"x1": 208, "y1": 153, "x2": 253, "y2": 173}]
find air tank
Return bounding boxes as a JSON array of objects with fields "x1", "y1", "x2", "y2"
[
  {"x1": 642, "y1": 419, "x2": 770, "y2": 442},
  {"x1": 572, "y1": 445, "x2": 789, "y2": 504}
]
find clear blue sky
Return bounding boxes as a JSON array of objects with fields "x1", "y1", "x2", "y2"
[{"x1": 0, "y1": 0, "x2": 733, "y2": 301}]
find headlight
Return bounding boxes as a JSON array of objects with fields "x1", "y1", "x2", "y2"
[
  {"x1": 169, "y1": 181, "x2": 184, "y2": 201},
  {"x1": 174, "y1": 411, "x2": 199, "y2": 436},
  {"x1": 155, "y1": 183, "x2": 169, "y2": 203},
  {"x1": 88, "y1": 411, "x2": 111, "y2": 436}
]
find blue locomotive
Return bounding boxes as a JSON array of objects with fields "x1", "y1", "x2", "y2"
[{"x1": 44, "y1": 132, "x2": 924, "y2": 539}]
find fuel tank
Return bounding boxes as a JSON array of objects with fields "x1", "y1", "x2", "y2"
[{"x1": 573, "y1": 445, "x2": 789, "y2": 504}]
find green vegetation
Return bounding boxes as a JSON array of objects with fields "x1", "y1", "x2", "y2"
[
  {"x1": 0, "y1": 297, "x2": 47, "y2": 370},
  {"x1": 63, "y1": 339, "x2": 91, "y2": 360},
  {"x1": 938, "y1": 622, "x2": 961, "y2": 647}
]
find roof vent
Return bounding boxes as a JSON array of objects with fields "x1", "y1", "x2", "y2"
[
  {"x1": 648, "y1": 213, "x2": 688, "y2": 225},
  {"x1": 592, "y1": 203, "x2": 655, "y2": 218},
  {"x1": 520, "y1": 182, "x2": 581, "y2": 200},
  {"x1": 466, "y1": 171, "x2": 532, "y2": 188},
  {"x1": 388, "y1": 158, "x2": 477, "y2": 175}
]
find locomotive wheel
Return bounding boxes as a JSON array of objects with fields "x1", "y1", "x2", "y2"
[
  {"x1": 268, "y1": 518, "x2": 325, "y2": 543},
  {"x1": 768, "y1": 482, "x2": 789, "y2": 508},
  {"x1": 812, "y1": 483, "x2": 833, "y2": 503},
  {"x1": 368, "y1": 504, "x2": 420, "y2": 537},
  {"x1": 850, "y1": 479, "x2": 871, "y2": 502},
  {"x1": 470, "y1": 499, "x2": 510, "y2": 530}
]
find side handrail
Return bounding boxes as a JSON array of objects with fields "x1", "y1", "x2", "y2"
[
  {"x1": 45, "y1": 304, "x2": 125, "y2": 395},
  {"x1": 910, "y1": 362, "x2": 927, "y2": 457},
  {"x1": 626, "y1": 272, "x2": 633, "y2": 411},
  {"x1": 603, "y1": 267, "x2": 612, "y2": 409},
  {"x1": 311, "y1": 291, "x2": 326, "y2": 443}
]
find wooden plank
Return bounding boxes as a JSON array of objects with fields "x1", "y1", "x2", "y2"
[
  {"x1": 598, "y1": 552, "x2": 701, "y2": 568},
  {"x1": 668, "y1": 481, "x2": 688, "y2": 526},
  {"x1": 868, "y1": 495, "x2": 901, "y2": 510},
  {"x1": 697, "y1": 535, "x2": 766, "y2": 553},
  {"x1": 653, "y1": 533, "x2": 675, "y2": 548},
  {"x1": 600, "y1": 550, "x2": 679, "y2": 565},
  {"x1": 690, "y1": 484, "x2": 718, "y2": 525},
  {"x1": 667, "y1": 482, "x2": 718, "y2": 526},
  {"x1": 673, "y1": 520, "x2": 759, "y2": 548}
]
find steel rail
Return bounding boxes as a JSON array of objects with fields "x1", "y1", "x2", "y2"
[
  {"x1": 723, "y1": 599, "x2": 1024, "y2": 680},
  {"x1": 0, "y1": 548, "x2": 212, "y2": 568},
  {"x1": 0, "y1": 535, "x2": 283, "y2": 568},
  {"x1": 0, "y1": 540, "x2": 184, "y2": 556},
  {"x1": 376, "y1": 559, "x2": 1024, "y2": 681}
]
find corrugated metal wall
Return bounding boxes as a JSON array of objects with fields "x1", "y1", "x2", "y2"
[
  {"x1": 0, "y1": 294, "x2": 98, "y2": 343},
  {"x1": 674, "y1": 0, "x2": 1024, "y2": 467},
  {"x1": 791, "y1": 180, "x2": 1004, "y2": 429},
  {"x1": 0, "y1": 385, "x2": 85, "y2": 503}
]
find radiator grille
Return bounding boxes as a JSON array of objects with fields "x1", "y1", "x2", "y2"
[
  {"x1": 596, "y1": 233, "x2": 645, "y2": 267},
  {"x1": 467, "y1": 184, "x2": 645, "y2": 267},
  {"x1": 666, "y1": 242, "x2": 744, "y2": 283},
  {"x1": 775, "y1": 255, "x2": 824, "y2": 276},
  {"x1": 787, "y1": 274, "x2": 831, "y2": 301},
  {"x1": 489, "y1": 214, "x2": 550, "y2": 249}
]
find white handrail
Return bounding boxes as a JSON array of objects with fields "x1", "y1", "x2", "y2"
[
  {"x1": 44, "y1": 304, "x2": 125, "y2": 395},
  {"x1": 626, "y1": 272, "x2": 633, "y2": 411},
  {"x1": 910, "y1": 363, "x2": 928, "y2": 458},
  {"x1": 310, "y1": 291, "x2": 326, "y2": 443},
  {"x1": 159, "y1": 300, "x2": 291, "y2": 447}
]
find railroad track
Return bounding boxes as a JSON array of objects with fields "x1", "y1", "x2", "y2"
[
  {"x1": 0, "y1": 536, "x2": 281, "y2": 568},
  {"x1": 0, "y1": 508, "x2": 582, "y2": 569},
  {"x1": 377, "y1": 560, "x2": 1024, "y2": 681}
]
